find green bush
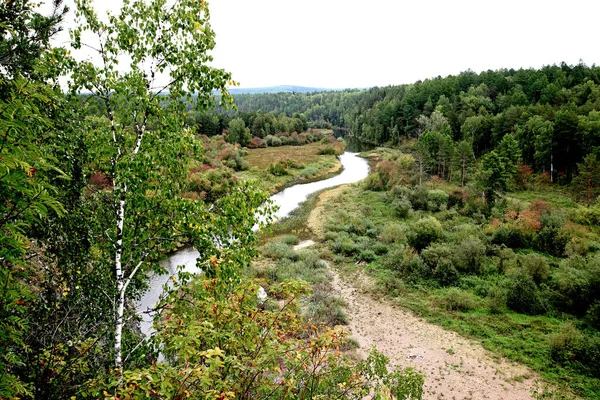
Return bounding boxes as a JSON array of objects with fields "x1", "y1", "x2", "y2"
[
  {"x1": 268, "y1": 161, "x2": 288, "y2": 176},
  {"x1": 383, "y1": 248, "x2": 429, "y2": 283},
  {"x1": 518, "y1": 253, "x2": 550, "y2": 284},
  {"x1": 409, "y1": 186, "x2": 428, "y2": 210},
  {"x1": 453, "y1": 236, "x2": 486, "y2": 274},
  {"x1": 392, "y1": 197, "x2": 412, "y2": 219},
  {"x1": 261, "y1": 241, "x2": 297, "y2": 261},
  {"x1": 576, "y1": 203, "x2": 600, "y2": 226},
  {"x1": 332, "y1": 234, "x2": 358, "y2": 256},
  {"x1": 439, "y1": 288, "x2": 479, "y2": 312},
  {"x1": 534, "y1": 213, "x2": 569, "y2": 257},
  {"x1": 379, "y1": 223, "x2": 406, "y2": 244},
  {"x1": 448, "y1": 190, "x2": 465, "y2": 208},
  {"x1": 319, "y1": 146, "x2": 337, "y2": 155},
  {"x1": 487, "y1": 286, "x2": 507, "y2": 314},
  {"x1": 357, "y1": 249, "x2": 377, "y2": 263},
  {"x1": 427, "y1": 189, "x2": 449, "y2": 212},
  {"x1": 550, "y1": 323, "x2": 583, "y2": 365},
  {"x1": 299, "y1": 166, "x2": 319, "y2": 178},
  {"x1": 506, "y1": 274, "x2": 547, "y2": 315},
  {"x1": 578, "y1": 334, "x2": 600, "y2": 377},
  {"x1": 408, "y1": 217, "x2": 443, "y2": 252},
  {"x1": 433, "y1": 262, "x2": 460, "y2": 287},
  {"x1": 491, "y1": 224, "x2": 530, "y2": 249}
]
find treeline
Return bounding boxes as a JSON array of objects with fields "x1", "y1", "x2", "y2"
[{"x1": 227, "y1": 63, "x2": 600, "y2": 182}]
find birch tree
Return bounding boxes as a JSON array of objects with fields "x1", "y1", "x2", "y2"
[{"x1": 68, "y1": 0, "x2": 254, "y2": 373}]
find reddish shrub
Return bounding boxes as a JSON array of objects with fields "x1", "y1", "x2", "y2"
[{"x1": 247, "y1": 137, "x2": 265, "y2": 149}]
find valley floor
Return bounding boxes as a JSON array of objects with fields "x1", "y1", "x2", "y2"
[{"x1": 309, "y1": 186, "x2": 543, "y2": 400}]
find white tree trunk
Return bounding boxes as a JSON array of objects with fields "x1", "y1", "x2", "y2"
[{"x1": 114, "y1": 196, "x2": 126, "y2": 370}]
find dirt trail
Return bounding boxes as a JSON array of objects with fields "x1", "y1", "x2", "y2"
[{"x1": 308, "y1": 186, "x2": 540, "y2": 400}]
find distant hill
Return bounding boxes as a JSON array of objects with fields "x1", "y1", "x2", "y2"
[{"x1": 226, "y1": 85, "x2": 336, "y2": 95}]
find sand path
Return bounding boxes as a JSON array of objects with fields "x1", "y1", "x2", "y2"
[{"x1": 307, "y1": 185, "x2": 539, "y2": 399}]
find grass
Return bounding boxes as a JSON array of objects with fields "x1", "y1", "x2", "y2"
[{"x1": 235, "y1": 142, "x2": 342, "y2": 194}]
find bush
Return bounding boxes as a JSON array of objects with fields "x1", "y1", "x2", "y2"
[
  {"x1": 392, "y1": 197, "x2": 412, "y2": 219},
  {"x1": 299, "y1": 166, "x2": 319, "y2": 178},
  {"x1": 383, "y1": 248, "x2": 429, "y2": 283},
  {"x1": 409, "y1": 186, "x2": 428, "y2": 210},
  {"x1": 579, "y1": 334, "x2": 600, "y2": 377},
  {"x1": 408, "y1": 217, "x2": 443, "y2": 252},
  {"x1": 379, "y1": 223, "x2": 406, "y2": 244},
  {"x1": 268, "y1": 161, "x2": 288, "y2": 176},
  {"x1": 357, "y1": 249, "x2": 377, "y2": 263},
  {"x1": 487, "y1": 286, "x2": 507, "y2": 314},
  {"x1": 550, "y1": 323, "x2": 583, "y2": 365},
  {"x1": 576, "y1": 203, "x2": 600, "y2": 227},
  {"x1": 261, "y1": 241, "x2": 297, "y2": 261},
  {"x1": 332, "y1": 235, "x2": 358, "y2": 256},
  {"x1": 453, "y1": 236, "x2": 486, "y2": 274},
  {"x1": 439, "y1": 288, "x2": 478, "y2": 312},
  {"x1": 534, "y1": 213, "x2": 568, "y2": 257},
  {"x1": 491, "y1": 224, "x2": 530, "y2": 249},
  {"x1": 279, "y1": 235, "x2": 299, "y2": 245},
  {"x1": 518, "y1": 253, "x2": 550, "y2": 284},
  {"x1": 427, "y1": 189, "x2": 449, "y2": 212},
  {"x1": 433, "y1": 262, "x2": 460, "y2": 287},
  {"x1": 506, "y1": 274, "x2": 546, "y2": 315},
  {"x1": 319, "y1": 146, "x2": 337, "y2": 155},
  {"x1": 448, "y1": 190, "x2": 465, "y2": 209}
]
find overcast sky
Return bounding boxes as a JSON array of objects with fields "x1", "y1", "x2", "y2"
[
  {"x1": 52, "y1": 0, "x2": 600, "y2": 90},
  {"x1": 207, "y1": 0, "x2": 600, "y2": 89}
]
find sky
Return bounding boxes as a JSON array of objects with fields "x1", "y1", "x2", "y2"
[
  {"x1": 207, "y1": 0, "x2": 600, "y2": 89},
  {"x1": 50, "y1": 0, "x2": 600, "y2": 90}
]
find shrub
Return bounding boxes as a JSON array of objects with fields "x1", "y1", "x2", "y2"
[
  {"x1": 299, "y1": 166, "x2": 319, "y2": 178},
  {"x1": 448, "y1": 189, "x2": 465, "y2": 209},
  {"x1": 433, "y1": 262, "x2": 460, "y2": 287},
  {"x1": 427, "y1": 189, "x2": 449, "y2": 212},
  {"x1": 383, "y1": 248, "x2": 429, "y2": 283},
  {"x1": 586, "y1": 301, "x2": 600, "y2": 330},
  {"x1": 261, "y1": 241, "x2": 297, "y2": 261},
  {"x1": 506, "y1": 274, "x2": 546, "y2": 315},
  {"x1": 518, "y1": 253, "x2": 549, "y2": 284},
  {"x1": 392, "y1": 197, "x2": 412, "y2": 219},
  {"x1": 379, "y1": 223, "x2": 406, "y2": 244},
  {"x1": 550, "y1": 323, "x2": 583, "y2": 364},
  {"x1": 578, "y1": 334, "x2": 600, "y2": 377},
  {"x1": 332, "y1": 235, "x2": 358, "y2": 256},
  {"x1": 439, "y1": 288, "x2": 478, "y2": 312},
  {"x1": 453, "y1": 236, "x2": 486, "y2": 274},
  {"x1": 409, "y1": 186, "x2": 428, "y2": 210},
  {"x1": 491, "y1": 224, "x2": 530, "y2": 249},
  {"x1": 297, "y1": 249, "x2": 321, "y2": 270},
  {"x1": 319, "y1": 146, "x2": 337, "y2": 155},
  {"x1": 576, "y1": 203, "x2": 600, "y2": 227},
  {"x1": 268, "y1": 161, "x2": 288, "y2": 176},
  {"x1": 279, "y1": 235, "x2": 299, "y2": 245},
  {"x1": 533, "y1": 213, "x2": 568, "y2": 257},
  {"x1": 357, "y1": 249, "x2": 377, "y2": 263},
  {"x1": 390, "y1": 185, "x2": 411, "y2": 200},
  {"x1": 487, "y1": 286, "x2": 507, "y2": 314},
  {"x1": 408, "y1": 217, "x2": 443, "y2": 252}
]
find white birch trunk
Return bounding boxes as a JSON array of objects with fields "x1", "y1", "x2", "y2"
[{"x1": 114, "y1": 196, "x2": 125, "y2": 370}]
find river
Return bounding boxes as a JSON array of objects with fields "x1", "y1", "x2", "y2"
[{"x1": 136, "y1": 151, "x2": 370, "y2": 336}]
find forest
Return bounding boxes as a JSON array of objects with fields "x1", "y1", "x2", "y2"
[{"x1": 2, "y1": 0, "x2": 600, "y2": 398}]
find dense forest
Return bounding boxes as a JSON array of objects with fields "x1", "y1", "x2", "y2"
[{"x1": 194, "y1": 64, "x2": 600, "y2": 186}]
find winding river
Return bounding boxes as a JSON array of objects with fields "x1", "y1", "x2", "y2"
[{"x1": 136, "y1": 151, "x2": 370, "y2": 335}]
